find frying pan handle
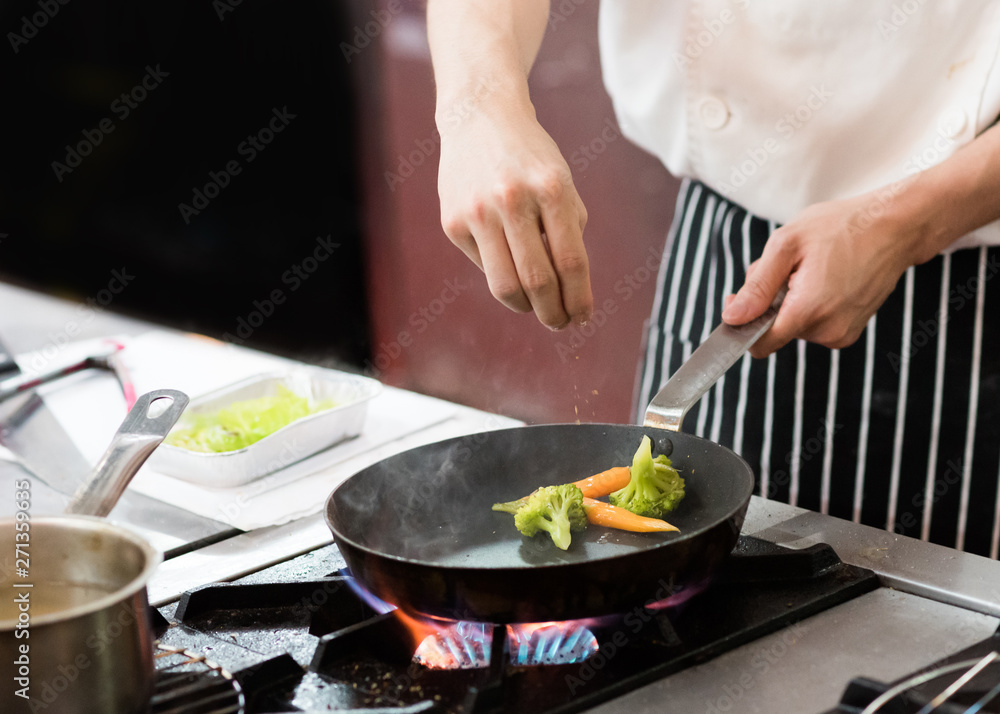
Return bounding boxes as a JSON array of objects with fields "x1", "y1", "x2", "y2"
[
  {"x1": 643, "y1": 288, "x2": 786, "y2": 432},
  {"x1": 65, "y1": 389, "x2": 189, "y2": 517}
]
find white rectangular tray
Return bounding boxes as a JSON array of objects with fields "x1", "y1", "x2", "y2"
[{"x1": 148, "y1": 367, "x2": 381, "y2": 488}]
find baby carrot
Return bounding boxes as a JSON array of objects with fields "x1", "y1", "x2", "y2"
[
  {"x1": 499, "y1": 466, "x2": 633, "y2": 510},
  {"x1": 572, "y1": 466, "x2": 631, "y2": 498},
  {"x1": 582, "y1": 497, "x2": 680, "y2": 533}
]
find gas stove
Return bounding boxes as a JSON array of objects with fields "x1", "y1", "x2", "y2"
[
  {"x1": 5, "y1": 286, "x2": 999, "y2": 713},
  {"x1": 144, "y1": 497, "x2": 1000, "y2": 714}
]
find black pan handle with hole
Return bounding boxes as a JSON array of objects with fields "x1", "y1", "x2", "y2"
[{"x1": 327, "y1": 295, "x2": 784, "y2": 623}]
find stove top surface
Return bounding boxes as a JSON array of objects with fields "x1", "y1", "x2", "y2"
[{"x1": 152, "y1": 535, "x2": 882, "y2": 713}]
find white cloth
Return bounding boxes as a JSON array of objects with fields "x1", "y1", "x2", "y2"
[{"x1": 598, "y1": 0, "x2": 1000, "y2": 250}]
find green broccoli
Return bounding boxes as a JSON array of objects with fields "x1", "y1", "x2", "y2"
[
  {"x1": 492, "y1": 484, "x2": 587, "y2": 550},
  {"x1": 609, "y1": 435, "x2": 685, "y2": 518}
]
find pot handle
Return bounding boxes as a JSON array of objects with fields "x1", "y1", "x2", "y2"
[
  {"x1": 643, "y1": 288, "x2": 786, "y2": 432},
  {"x1": 65, "y1": 389, "x2": 189, "y2": 517}
]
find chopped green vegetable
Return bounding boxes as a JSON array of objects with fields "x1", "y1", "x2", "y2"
[
  {"x1": 609, "y1": 435, "x2": 685, "y2": 518},
  {"x1": 493, "y1": 484, "x2": 587, "y2": 550},
  {"x1": 164, "y1": 385, "x2": 335, "y2": 453}
]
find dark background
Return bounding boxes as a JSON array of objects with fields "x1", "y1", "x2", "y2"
[
  {"x1": 0, "y1": 0, "x2": 370, "y2": 368},
  {"x1": 0, "y1": 0, "x2": 678, "y2": 424}
]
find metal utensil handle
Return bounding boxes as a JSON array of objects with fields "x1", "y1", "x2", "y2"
[
  {"x1": 0, "y1": 341, "x2": 124, "y2": 403},
  {"x1": 643, "y1": 289, "x2": 786, "y2": 432},
  {"x1": 66, "y1": 389, "x2": 189, "y2": 517}
]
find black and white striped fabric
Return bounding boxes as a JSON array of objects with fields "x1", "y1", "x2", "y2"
[{"x1": 636, "y1": 179, "x2": 1000, "y2": 558}]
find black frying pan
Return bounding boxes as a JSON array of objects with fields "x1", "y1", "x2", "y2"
[{"x1": 327, "y1": 300, "x2": 782, "y2": 624}]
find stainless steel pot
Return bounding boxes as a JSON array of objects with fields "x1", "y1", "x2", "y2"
[{"x1": 0, "y1": 389, "x2": 188, "y2": 714}]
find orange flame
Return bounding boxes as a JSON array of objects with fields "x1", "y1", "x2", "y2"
[{"x1": 399, "y1": 610, "x2": 492, "y2": 670}]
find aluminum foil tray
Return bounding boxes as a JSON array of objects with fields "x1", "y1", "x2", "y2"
[{"x1": 148, "y1": 368, "x2": 381, "y2": 488}]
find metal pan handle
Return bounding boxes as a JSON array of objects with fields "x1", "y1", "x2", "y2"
[
  {"x1": 643, "y1": 289, "x2": 786, "y2": 432},
  {"x1": 65, "y1": 389, "x2": 189, "y2": 517}
]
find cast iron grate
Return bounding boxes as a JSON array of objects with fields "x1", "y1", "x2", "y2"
[{"x1": 152, "y1": 645, "x2": 245, "y2": 714}]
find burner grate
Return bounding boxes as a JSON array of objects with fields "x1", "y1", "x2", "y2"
[
  {"x1": 152, "y1": 645, "x2": 245, "y2": 714},
  {"x1": 830, "y1": 630, "x2": 1000, "y2": 714},
  {"x1": 307, "y1": 538, "x2": 877, "y2": 713},
  {"x1": 155, "y1": 537, "x2": 878, "y2": 713}
]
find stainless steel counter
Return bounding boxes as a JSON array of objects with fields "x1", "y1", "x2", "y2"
[{"x1": 589, "y1": 497, "x2": 1000, "y2": 713}]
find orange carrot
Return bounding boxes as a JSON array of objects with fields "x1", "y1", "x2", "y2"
[
  {"x1": 571, "y1": 466, "x2": 631, "y2": 498},
  {"x1": 582, "y1": 497, "x2": 680, "y2": 533}
]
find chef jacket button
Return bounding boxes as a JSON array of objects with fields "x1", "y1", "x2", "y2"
[
  {"x1": 699, "y1": 97, "x2": 730, "y2": 130},
  {"x1": 938, "y1": 109, "x2": 967, "y2": 139}
]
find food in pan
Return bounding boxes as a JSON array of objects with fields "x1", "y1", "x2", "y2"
[
  {"x1": 163, "y1": 385, "x2": 335, "y2": 453},
  {"x1": 495, "y1": 465, "x2": 632, "y2": 513},
  {"x1": 493, "y1": 484, "x2": 588, "y2": 551},
  {"x1": 581, "y1": 497, "x2": 680, "y2": 532},
  {"x1": 573, "y1": 466, "x2": 632, "y2": 497},
  {"x1": 609, "y1": 435, "x2": 685, "y2": 519},
  {"x1": 492, "y1": 436, "x2": 684, "y2": 549}
]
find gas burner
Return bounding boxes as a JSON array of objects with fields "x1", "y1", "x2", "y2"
[
  {"x1": 405, "y1": 619, "x2": 600, "y2": 670},
  {"x1": 340, "y1": 577, "x2": 601, "y2": 670},
  {"x1": 831, "y1": 631, "x2": 1000, "y2": 713}
]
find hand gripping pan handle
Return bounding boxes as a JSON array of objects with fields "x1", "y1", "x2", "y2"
[
  {"x1": 66, "y1": 389, "x2": 189, "y2": 517},
  {"x1": 643, "y1": 289, "x2": 786, "y2": 433}
]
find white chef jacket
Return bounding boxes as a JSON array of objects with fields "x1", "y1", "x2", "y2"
[{"x1": 598, "y1": 0, "x2": 1000, "y2": 251}]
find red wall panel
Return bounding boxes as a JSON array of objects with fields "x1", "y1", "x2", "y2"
[{"x1": 355, "y1": 1, "x2": 680, "y2": 424}]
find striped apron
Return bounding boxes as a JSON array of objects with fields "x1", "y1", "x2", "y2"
[{"x1": 636, "y1": 179, "x2": 1000, "y2": 558}]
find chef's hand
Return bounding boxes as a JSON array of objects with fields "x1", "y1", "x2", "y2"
[
  {"x1": 720, "y1": 189, "x2": 915, "y2": 357},
  {"x1": 437, "y1": 105, "x2": 592, "y2": 331},
  {"x1": 722, "y1": 121, "x2": 1000, "y2": 357},
  {"x1": 428, "y1": 0, "x2": 592, "y2": 331}
]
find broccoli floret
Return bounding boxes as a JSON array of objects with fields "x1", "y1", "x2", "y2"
[
  {"x1": 609, "y1": 435, "x2": 685, "y2": 518},
  {"x1": 492, "y1": 484, "x2": 587, "y2": 550}
]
